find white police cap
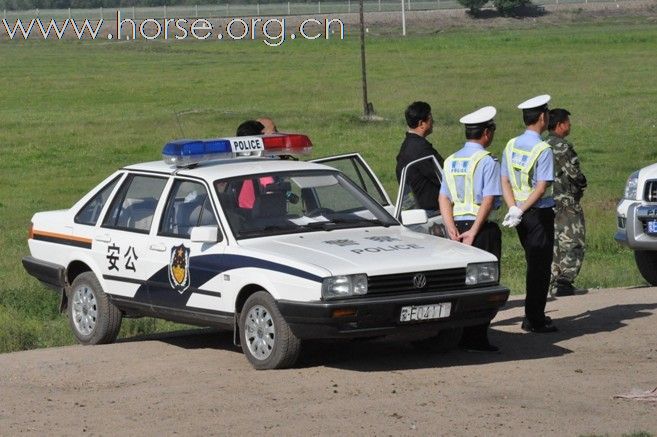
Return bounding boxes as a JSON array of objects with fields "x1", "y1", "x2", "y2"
[
  {"x1": 517, "y1": 94, "x2": 551, "y2": 110},
  {"x1": 459, "y1": 106, "x2": 497, "y2": 126}
]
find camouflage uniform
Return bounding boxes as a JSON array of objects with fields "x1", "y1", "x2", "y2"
[{"x1": 546, "y1": 133, "x2": 587, "y2": 286}]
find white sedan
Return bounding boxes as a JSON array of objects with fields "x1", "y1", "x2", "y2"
[{"x1": 23, "y1": 133, "x2": 508, "y2": 369}]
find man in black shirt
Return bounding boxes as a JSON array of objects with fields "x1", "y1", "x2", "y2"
[{"x1": 396, "y1": 101, "x2": 444, "y2": 214}]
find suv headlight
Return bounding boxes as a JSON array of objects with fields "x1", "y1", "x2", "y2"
[
  {"x1": 465, "y1": 262, "x2": 499, "y2": 286},
  {"x1": 322, "y1": 274, "x2": 368, "y2": 299},
  {"x1": 624, "y1": 171, "x2": 639, "y2": 200}
]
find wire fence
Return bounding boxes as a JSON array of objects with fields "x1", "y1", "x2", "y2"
[{"x1": 1, "y1": 0, "x2": 634, "y2": 20}]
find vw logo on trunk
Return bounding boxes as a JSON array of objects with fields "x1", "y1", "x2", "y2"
[{"x1": 413, "y1": 273, "x2": 427, "y2": 289}]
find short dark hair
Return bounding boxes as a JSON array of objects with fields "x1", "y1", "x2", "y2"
[
  {"x1": 548, "y1": 108, "x2": 571, "y2": 131},
  {"x1": 522, "y1": 105, "x2": 549, "y2": 126},
  {"x1": 236, "y1": 120, "x2": 264, "y2": 136},
  {"x1": 465, "y1": 124, "x2": 494, "y2": 140},
  {"x1": 405, "y1": 101, "x2": 432, "y2": 129}
]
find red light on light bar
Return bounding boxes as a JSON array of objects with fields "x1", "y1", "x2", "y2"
[{"x1": 262, "y1": 133, "x2": 313, "y2": 157}]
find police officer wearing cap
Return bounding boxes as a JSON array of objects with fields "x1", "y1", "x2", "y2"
[
  {"x1": 439, "y1": 106, "x2": 502, "y2": 351},
  {"x1": 501, "y1": 95, "x2": 557, "y2": 334}
]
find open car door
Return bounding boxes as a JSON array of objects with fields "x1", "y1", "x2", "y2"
[
  {"x1": 311, "y1": 153, "x2": 445, "y2": 236},
  {"x1": 310, "y1": 153, "x2": 394, "y2": 214},
  {"x1": 395, "y1": 154, "x2": 446, "y2": 236}
]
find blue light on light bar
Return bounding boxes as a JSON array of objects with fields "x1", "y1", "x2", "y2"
[{"x1": 162, "y1": 139, "x2": 235, "y2": 167}]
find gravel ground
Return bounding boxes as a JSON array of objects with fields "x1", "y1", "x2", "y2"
[{"x1": 1, "y1": 286, "x2": 656, "y2": 435}]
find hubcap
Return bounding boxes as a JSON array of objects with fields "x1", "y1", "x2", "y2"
[
  {"x1": 72, "y1": 285, "x2": 98, "y2": 336},
  {"x1": 244, "y1": 305, "x2": 275, "y2": 360}
]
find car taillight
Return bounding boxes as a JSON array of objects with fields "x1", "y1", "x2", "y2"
[{"x1": 28, "y1": 222, "x2": 34, "y2": 240}]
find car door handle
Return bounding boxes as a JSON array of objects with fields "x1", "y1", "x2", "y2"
[
  {"x1": 150, "y1": 244, "x2": 166, "y2": 252},
  {"x1": 95, "y1": 234, "x2": 111, "y2": 243}
]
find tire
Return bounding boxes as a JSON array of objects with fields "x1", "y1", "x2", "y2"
[
  {"x1": 411, "y1": 328, "x2": 463, "y2": 353},
  {"x1": 239, "y1": 291, "x2": 301, "y2": 370},
  {"x1": 68, "y1": 272, "x2": 122, "y2": 345},
  {"x1": 634, "y1": 250, "x2": 657, "y2": 286}
]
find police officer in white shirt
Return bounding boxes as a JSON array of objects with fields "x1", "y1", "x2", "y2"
[
  {"x1": 501, "y1": 95, "x2": 557, "y2": 334},
  {"x1": 439, "y1": 106, "x2": 502, "y2": 352}
]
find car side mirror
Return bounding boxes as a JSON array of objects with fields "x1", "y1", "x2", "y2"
[
  {"x1": 190, "y1": 226, "x2": 219, "y2": 243},
  {"x1": 400, "y1": 209, "x2": 428, "y2": 226}
]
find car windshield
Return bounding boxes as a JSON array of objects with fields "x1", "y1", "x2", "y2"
[{"x1": 214, "y1": 170, "x2": 399, "y2": 239}]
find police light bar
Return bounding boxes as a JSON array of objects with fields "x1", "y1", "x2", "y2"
[
  {"x1": 162, "y1": 134, "x2": 313, "y2": 167},
  {"x1": 261, "y1": 134, "x2": 313, "y2": 157}
]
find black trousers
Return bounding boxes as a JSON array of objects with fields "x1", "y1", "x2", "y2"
[
  {"x1": 454, "y1": 221, "x2": 502, "y2": 260},
  {"x1": 516, "y1": 207, "x2": 555, "y2": 326},
  {"x1": 454, "y1": 220, "x2": 502, "y2": 345}
]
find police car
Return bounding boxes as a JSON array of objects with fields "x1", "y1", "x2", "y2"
[
  {"x1": 615, "y1": 163, "x2": 657, "y2": 286},
  {"x1": 23, "y1": 134, "x2": 509, "y2": 369}
]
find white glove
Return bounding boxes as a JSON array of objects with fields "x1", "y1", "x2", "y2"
[
  {"x1": 502, "y1": 206, "x2": 523, "y2": 228},
  {"x1": 502, "y1": 215, "x2": 522, "y2": 228}
]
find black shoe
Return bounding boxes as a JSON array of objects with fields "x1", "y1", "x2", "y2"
[
  {"x1": 459, "y1": 341, "x2": 500, "y2": 352},
  {"x1": 521, "y1": 319, "x2": 558, "y2": 333},
  {"x1": 554, "y1": 280, "x2": 588, "y2": 296},
  {"x1": 554, "y1": 284, "x2": 575, "y2": 297}
]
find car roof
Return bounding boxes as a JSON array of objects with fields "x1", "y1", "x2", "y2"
[{"x1": 122, "y1": 158, "x2": 336, "y2": 180}]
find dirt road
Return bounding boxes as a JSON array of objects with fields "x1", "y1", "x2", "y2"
[{"x1": 1, "y1": 286, "x2": 656, "y2": 435}]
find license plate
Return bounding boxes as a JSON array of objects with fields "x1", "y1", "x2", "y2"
[
  {"x1": 400, "y1": 303, "x2": 451, "y2": 322},
  {"x1": 648, "y1": 220, "x2": 657, "y2": 234}
]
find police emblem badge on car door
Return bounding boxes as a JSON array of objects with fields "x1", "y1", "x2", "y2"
[{"x1": 169, "y1": 244, "x2": 190, "y2": 293}]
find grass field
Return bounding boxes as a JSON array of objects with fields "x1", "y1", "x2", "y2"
[{"x1": 1, "y1": 14, "x2": 656, "y2": 352}]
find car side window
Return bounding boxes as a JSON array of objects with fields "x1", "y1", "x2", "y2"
[
  {"x1": 75, "y1": 174, "x2": 121, "y2": 226},
  {"x1": 102, "y1": 175, "x2": 167, "y2": 233},
  {"x1": 159, "y1": 180, "x2": 218, "y2": 238}
]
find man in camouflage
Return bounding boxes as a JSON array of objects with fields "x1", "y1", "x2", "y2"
[{"x1": 546, "y1": 108, "x2": 587, "y2": 296}]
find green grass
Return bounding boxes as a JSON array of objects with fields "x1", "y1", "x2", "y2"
[{"x1": 1, "y1": 16, "x2": 656, "y2": 352}]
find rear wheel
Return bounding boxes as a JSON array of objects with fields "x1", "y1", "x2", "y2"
[
  {"x1": 634, "y1": 250, "x2": 657, "y2": 286},
  {"x1": 68, "y1": 272, "x2": 122, "y2": 345},
  {"x1": 239, "y1": 291, "x2": 300, "y2": 370}
]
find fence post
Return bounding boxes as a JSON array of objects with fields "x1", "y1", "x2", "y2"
[
  {"x1": 287, "y1": 1, "x2": 290, "y2": 14},
  {"x1": 35, "y1": 8, "x2": 39, "y2": 17},
  {"x1": 226, "y1": 3, "x2": 229, "y2": 16},
  {"x1": 378, "y1": 0, "x2": 381, "y2": 11},
  {"x1": 318, "y1": 0, "x2": 321, "y2": 13},
  {"x1": 348, "y1": 0, "x2": 351, "y2": 12},
  {"x1": 132, "y1": 5, "x2": 135, "y2": 19},
  {"x1": 401, "y1": 0, "x2": 406, "y2": 35},
  {"x1": 257, "y1": 2, "x2": 260, "y2": 14},
  {"x1": 408, "y1": 0, "x2": 411, "y2": 10},
  {"x1": 195, "y1": 4, "x2": 198, "y2": 17},
  {"x1": 100, "y1": 7, "x2": 103, "y2": 20},
  {"x1": 68, "y1": 7, "x2": 71, "y2": 18},
  {"x1": 163, "y1": 5, "x2": 167, "y2": 19}
]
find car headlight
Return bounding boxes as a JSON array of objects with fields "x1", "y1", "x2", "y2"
[
  {"x1": 465, "y1": 262, "x2": 499, "y2": 286},
  {"x1": 624, "y1": 170, "x2": 639, "y2": 200},
  {"x1": 322, "y1": 274, "x2": 368, "y2": 299}
]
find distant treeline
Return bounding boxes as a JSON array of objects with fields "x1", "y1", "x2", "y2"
[{"x1": 1, "y1": 0, "x2": 304, "y2": 11}]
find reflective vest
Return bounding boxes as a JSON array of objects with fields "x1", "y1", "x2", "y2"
[
  {"x1": 504, "y1": 138, "x2": 552, "y2": 202},
  {"x1": 444, "y1": 150, "x2": 490, "y2": 217}
]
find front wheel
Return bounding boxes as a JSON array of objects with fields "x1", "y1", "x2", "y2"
[
  {"x1": 634, "y1": 250, "x2": 657, "y2": 286},
  {"x1": 68, "y1": 272, "x2": 122, "y2": 345},
  {"x1": 239, "y1": 291, "x2": 301, "y2": 370}
]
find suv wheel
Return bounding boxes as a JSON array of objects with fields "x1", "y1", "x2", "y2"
[{"x1": 634, "y1": 250, "x2": 657, "y2": 285}]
